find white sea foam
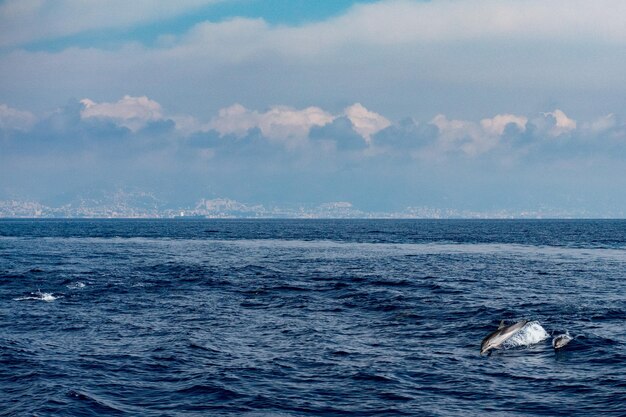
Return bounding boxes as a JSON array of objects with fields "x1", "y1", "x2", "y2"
[
  {"x1": 67, "y1": 282, "x2": 86, "y2": 289},
  {"x1": 502, "y1": 321, "x2": 549, "y2": 349},
  {"x1": 14, "y1": 290, "x2": 61, "y2": 302}
]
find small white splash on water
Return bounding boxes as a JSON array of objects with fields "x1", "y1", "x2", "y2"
[
  {"x1": 40, "y1": 292, "x2": 57, "y2": 302},
  {"x1": 67, "y1": 282, "x2": 86, "y2": 289},
  {"x1": 502, "y1": 321, "x2": 549, "y2": 349},
  {"x1": 14, "y1": 290, "x2": 61, "y2": 302}
]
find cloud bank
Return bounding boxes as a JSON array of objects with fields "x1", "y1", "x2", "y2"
[
  {"x1": 0, "y1": 0, "x2": 223, "y2": 47},
  {"x1": 2, "y1": 96, "x2": 626, "y2": 215},
  {"x1": 2, "y1": 0, "x2": 626, "y2": 120}
]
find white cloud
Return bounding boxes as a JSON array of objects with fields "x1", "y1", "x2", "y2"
[
  {"x1": 431, "y1": 114, "x2": 489, "y2": 156},
  {"x1": 210, "y1": 104, "x2": 256, "y2": 136},
  {"x1": 260, "y1": 106, "x2": 335, "y2": 140},
  {"x1": 69, "y1": 98, "x2": 604, "y2": 158},
  {"x1": 0, "y1": 0, "x2": 223, "y2": 47},
  {"x1": 543, "y1": 109, "x2": 577, "y2": 136},
  {"x1": 344, "y1": 103, "x2": 391, "y2": 141},
  {"x1": 0, "y1": 103, "x2": 36, "y2": 131},
  {"x1": 168, "y1": 0, "x2": 626, "y2": 62},
  {"x1": 3, "y1": 1, "x2": 626, "y2": 121},
  {"x1": 5, "y1": 94, "x2": 626, "y2": 165},
  {"x1": 210, "y1": 104, "x2": 335, "y2": 141},
  {"x1": 80, "y1": 95, "x2": 204, "y2": 133},
  {"x1": 169, "y1": 115, "x2": 206, "y2": 135},
  {"x1": 3, "y1": 0, "x2": 626, "y2": 50},
  {"x1": 80, "y1": 96, "x2": 163, "y2": 131},
  {"x1": 210, "y1": 103, "x2": 389, "y2": 143},
  {"x1": 432, "y1": 113, "x2": 530, "y2": 156},
  {"x1": 175, "y1": 18, "x2": 271, "y2": 62},
  {"x1": 579, "y1": 113, "x2": 626, "y2": 140},
  {"x1": 481, "y1": 114, "x2": 527, "y2": 136},
  {"x1": 289, "y1": 0, "x2": 626, "y2": 47},
  {"x1": 584, "y1": 113, "x2": 617, "y2": 133}
]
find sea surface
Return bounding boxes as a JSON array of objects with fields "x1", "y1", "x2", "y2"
[{"x1": 1, "y1": 219, "x2": 625, "y2": 416}]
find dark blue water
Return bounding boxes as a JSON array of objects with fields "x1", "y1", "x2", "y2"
[{"x1": 1, "y1": 219, "x2": 625, "y2": 416}]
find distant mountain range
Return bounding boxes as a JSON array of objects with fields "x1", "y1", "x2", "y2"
[{"x1": 0, "y1": 193, "x2": 613, "y2": 219}]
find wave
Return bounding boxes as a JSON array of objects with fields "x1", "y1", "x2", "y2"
[
  {"x1": 66, "y1": 389, "x2": 126, "y2": 414},
  {"x1": 502, "y1": 321, "x2": 549, "y2": 349}
]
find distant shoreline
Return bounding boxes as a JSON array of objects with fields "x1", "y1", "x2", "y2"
[{"x1": 1, "y1": 217, "x2": 624, "y2": 221}]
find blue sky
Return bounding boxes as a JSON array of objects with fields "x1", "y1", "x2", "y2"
[{"x1": 1, "y1": 0, "x2": 626, "y2": 216}]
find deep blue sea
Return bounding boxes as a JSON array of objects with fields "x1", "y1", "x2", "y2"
[{"x1": 1, "y1": 219, "x2": 625, "y2": 416}]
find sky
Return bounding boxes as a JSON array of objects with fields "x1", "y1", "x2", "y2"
[{"x1": 1, "y1": 0, "x2": 626, "y2": 215}]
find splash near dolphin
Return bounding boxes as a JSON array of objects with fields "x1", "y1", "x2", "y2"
[
  {"x1": 481, "y1": 320, "x2": 552, "y2": 355},
  {"x1": 502, "y1": 321, "x2": 550, "y2": 349}
]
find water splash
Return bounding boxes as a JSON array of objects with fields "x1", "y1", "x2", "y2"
[
  {"x1": 14, "y1": 290, "x2": 61, "y2": 302},
  {"x1": 502, "y1": 321, "x2": 549, "y2": 349}
]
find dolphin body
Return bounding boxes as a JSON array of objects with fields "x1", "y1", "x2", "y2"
[
  {"x1": 552, "y1": 334, "x2": 572, "y2": 350},
  {"x1": 480, "y1": 319, "x2": 529, "y2": 355}
]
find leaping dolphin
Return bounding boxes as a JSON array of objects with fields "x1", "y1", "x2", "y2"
[{"x1": 480, "y1": 319, "x2": 529, "y2": 355}]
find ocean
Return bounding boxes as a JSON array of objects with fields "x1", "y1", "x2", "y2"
[{"x1": 1, "y1": 219, "x2": 625, "y2": 416}]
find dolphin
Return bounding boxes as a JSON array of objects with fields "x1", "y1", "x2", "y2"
[
  {"x1": 480, "y1": 319, "x2": 529, "y2": 355},
  {"x1": 552, "y1": 334, "x2": 572, "y2": 350}
]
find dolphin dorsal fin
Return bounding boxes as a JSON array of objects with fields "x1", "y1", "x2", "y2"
[{"x1": 498, "y1": 320, "x2": 505, "y2": 329}]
